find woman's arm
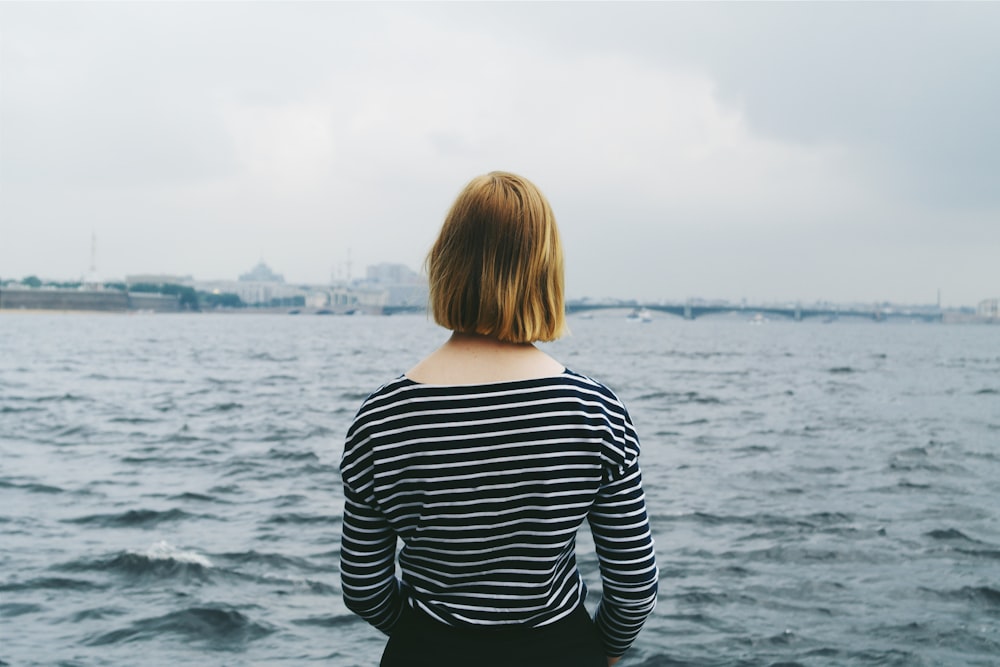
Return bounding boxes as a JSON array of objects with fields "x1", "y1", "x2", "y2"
[
  {"x1": 589, "y1": 461, "x2": 659, "y2": 660},
  {"x1": 339, "y1": 488, "x2": 402, "y2": 634}
]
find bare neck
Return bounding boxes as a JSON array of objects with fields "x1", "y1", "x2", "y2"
[{"x1": 405, "y1": 332, "x2": 565, "y2": 386}]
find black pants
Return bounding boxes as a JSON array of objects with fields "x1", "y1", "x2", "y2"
[{"x1": 379, "y1": 604, "x2": 606, "y2": 667}]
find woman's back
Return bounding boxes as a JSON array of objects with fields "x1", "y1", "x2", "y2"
[{"x1": 339, "y1": 172, "x2": 657, "y2": 666}]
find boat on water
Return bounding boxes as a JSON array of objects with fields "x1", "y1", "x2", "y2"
[{"x1": 627, "y1": 308, "x2": 653, "y2": 323}]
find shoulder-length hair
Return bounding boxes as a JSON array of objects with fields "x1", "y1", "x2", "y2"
[{"x1": 427, "y1": 171, "x2": 566, "y2": 343}]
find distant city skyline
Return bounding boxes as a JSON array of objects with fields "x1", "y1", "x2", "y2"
[
  {"x1": 1, "y1": 257, "x2": 976, "y2": 310},
  {"x1": 2, "y1": 3, "x2": 998, "y2": 307}
]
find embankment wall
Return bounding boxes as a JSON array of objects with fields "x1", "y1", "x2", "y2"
[{"x1": 0, "y1": 288, "x2": 180, "y2": 312}]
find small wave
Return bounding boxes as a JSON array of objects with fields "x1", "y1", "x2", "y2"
[
  {"x1": 248, "y1": 352, "x2": 297, "y2": 363},
  {"x1": 683, "y1": 512, "x2": 759, "y2": 527},
  {"x1": 674, "y1": 590, "x2": 730, "y2": 605},
  {"x1": 208, "y1": 484, "x2": 242, "y2": 496},
  {"x1": 807, "y1": 511, "x2": 853, "y2": 525},
  {"x1": 168, "y1": 491, "x2": 227, "y2": 504},
  {"x1": 266, "y1": 447, "x2": 319, "y2": 461},
  {"x1": 291, "y1": 614, "x2": 359, "y2": 628},
  {"x1": 0, "y1": 479, "x2": 64, "y2": 494},
  {"x1": 67, "y1": 606, "x2": 127, "y2": 622},
  {"x1": 32, "y1": 393, "x2": 91, "y2": 403},
  {"x1": 85, "y1": 606, "x2": 274, "y2": 647},
  {"x1": 120, "y1": 455, "x2": 205, "y2": 466},
  {"x1": 766, "y1": 629, "x2": 797, "y2": 646},
  {"x1": 956, "y1": 547, "x2": 1000, "y2": 560},
  {"x1": 259, "y1": 374, "x2": 298, "y2": 384},
  {"x1": 923, "y1": 585, "x2": 1000, "y2": 607},
  {"x1": 65, "y1": 508, "x2": 197, "y2": 528},
  {"x1": 636, "y1": 390, "x2": 722, "y2": 404},
  {"x1": 57, "y1": 542, "x2": 214, "y2": 580},
  {"x1": 892, "y1": 457, "x2": 972, "y2": 476},
  {"x1": 0, "y1": 577, "x2": 107, "y2": 593},
  {"x1": 109, "y1": 416, "x2": 159, "y2": 424},
  {"x1": 292, "y1": 462, "x2": 339, "y2": 476},
  {"x1": 82, "y1": 553, "x2": 214, "y2": 582},
  {"x1": 158, "y1": 432, "x2": 204, "y2": 444},
  {"x1": 266, "y1": 512, "x2": 341, "y2": 526},
  {"x1": 217, "y1": 550, "x2": 321, "y2": 571},
  {"x1": 925, "y1": 528, "x2": 977, "y2": 542},
  {"x1": 974, "y1": 388, "x2": 999, "y2": 395},
  {"x1": 734, "y1": 444, "x2": 772, "y2": 454},
  {"x1": 141, "y1": 540, "x2": 213, "y2": 566},
  {"x1": 204, "y1": 402, "x2": 243, "y2": 412},
  {"x1": 216, "y1": 567, "x2": 338, "y2": 592},
  {"x1": 0, "y1": 405, "x2": 44, "y2": 413},
  {"x1": 274, "y1": 493, "x2": 308, "y2": 508},
  {"x1": 55, "y1": 425, "x2": 90, "y2": 437},
  {"x1": 0, "y1": 602, "x2": 43, "y2": 617},
  {"x1": 828, "y1": 366, "x2": 856, "y2": 373}
]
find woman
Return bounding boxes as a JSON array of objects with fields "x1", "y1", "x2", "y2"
[{"x1": 340, "y1": 172, "x2": 658, "y2": 666}]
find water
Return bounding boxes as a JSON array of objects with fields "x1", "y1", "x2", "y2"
[{"x1": 1, "y1": 312, "x2": 998, "y2": 666}]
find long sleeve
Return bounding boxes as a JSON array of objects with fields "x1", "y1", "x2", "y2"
[
  {"x1": 339, "y1": 371, "x2": 657, "y2": 644},
  {"x1": 339, "y1": 450, "x2": 403, "y2": 634},
  {"x1": 589, "y1": 403, "x2": 658, "y2": 658}
]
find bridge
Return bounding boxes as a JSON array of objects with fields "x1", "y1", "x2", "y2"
[
  {"x1": 381, "y1": 301, "x2": 943, "y2": 322},
  {"x1": 565, "y1": 301, "x2": 943, "y2": 322}
]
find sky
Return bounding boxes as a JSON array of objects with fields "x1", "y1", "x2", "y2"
[{"x1": 1, "y1": 2, "x2": 998, "y2": 307}]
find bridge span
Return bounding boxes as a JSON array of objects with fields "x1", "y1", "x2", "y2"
[{"x1": 565, "y1": 302, "x2": 943, "y2": 322}]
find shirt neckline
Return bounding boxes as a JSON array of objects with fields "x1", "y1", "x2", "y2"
[{"x1": 400, "y1": 368, "x2": 573, "y2": 389}]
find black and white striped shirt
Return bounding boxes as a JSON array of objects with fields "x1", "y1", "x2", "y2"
[{"x1": 339, "y1": 369, "x2": 658, "y2": 657}]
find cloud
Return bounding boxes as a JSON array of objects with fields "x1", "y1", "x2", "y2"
[{"x1": 1, "y1": 2, "x2": 997, "y2": 304}]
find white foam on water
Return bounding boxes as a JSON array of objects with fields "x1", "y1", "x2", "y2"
[{"x1": 135, "y1": 540, "x2": 213, "y2": 567}]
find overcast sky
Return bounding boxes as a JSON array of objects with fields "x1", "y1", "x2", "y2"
[{"x1": 2, "y1": 2, "x2": 998, "y2": 306}]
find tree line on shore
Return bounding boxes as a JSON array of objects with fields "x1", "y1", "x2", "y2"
[{"x1": 1, "y1": 276, "x2": 305, "y2": 311}]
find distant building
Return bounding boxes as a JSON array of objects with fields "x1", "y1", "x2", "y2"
[
  {"x1": 191, "y1": 260, "x2": 298, "y2": 306},
  {"x1": 977, "y1": 298, "x2": 998, "y2": 320},
  {"x1": 239, "y1": 261, "x2": 284, "y2": 283},
  {"x1": 363, "y1": 263, "x2": 427, "y2": 308},
  {"x1": 366, "y1": 263, "x2": 420, "y2": 285},
  {"x1": 126, "y1": 274, "x2": 194, "y2": 286}
]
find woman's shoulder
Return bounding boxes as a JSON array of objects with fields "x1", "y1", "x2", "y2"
[
  {"x1": 353, "y1": 374, "x2": 414, "y2": 410},
  {"x1": 352, "y1": 368, "x2": 626, "y2": 416},
  {"x1": 561, "y1": 369, "x2": 626, "y2": 403}
]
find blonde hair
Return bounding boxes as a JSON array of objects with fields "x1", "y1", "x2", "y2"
[{"x1": 427, "y1": 171, "x2": 566, "y2": 343}]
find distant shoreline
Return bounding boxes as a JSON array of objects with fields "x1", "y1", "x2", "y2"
[{"x1": 2, "y1": 308, "x2": 996, "y2": 324}]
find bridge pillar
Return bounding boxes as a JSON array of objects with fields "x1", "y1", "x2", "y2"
[
  {"x1": 684, "y1": 301, "x2": 692, "y2": 320},
  {"x1": 795, "y1": 304, "x2": 802, "y2": 321}
]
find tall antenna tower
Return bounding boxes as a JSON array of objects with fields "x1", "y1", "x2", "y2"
[{"x1": 86, "y1": 230, "x2": 98, "y2": 286}]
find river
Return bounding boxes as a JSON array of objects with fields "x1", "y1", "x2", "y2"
[{"x1": 1, "y1": 312, "x2": 997, "y2": 666}]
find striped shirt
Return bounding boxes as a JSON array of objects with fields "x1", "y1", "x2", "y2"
[{"x1": 339, "y1": 369, "x2": 658, "y2": 657}]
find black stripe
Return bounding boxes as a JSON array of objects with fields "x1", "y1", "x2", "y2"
[{"x1": 340, "y1": 369, "x2": 657, "y2": 655}]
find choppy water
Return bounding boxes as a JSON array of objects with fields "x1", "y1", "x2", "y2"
[{"x1": 1, "y1": 312, "x2": 998, "y2": 666}]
